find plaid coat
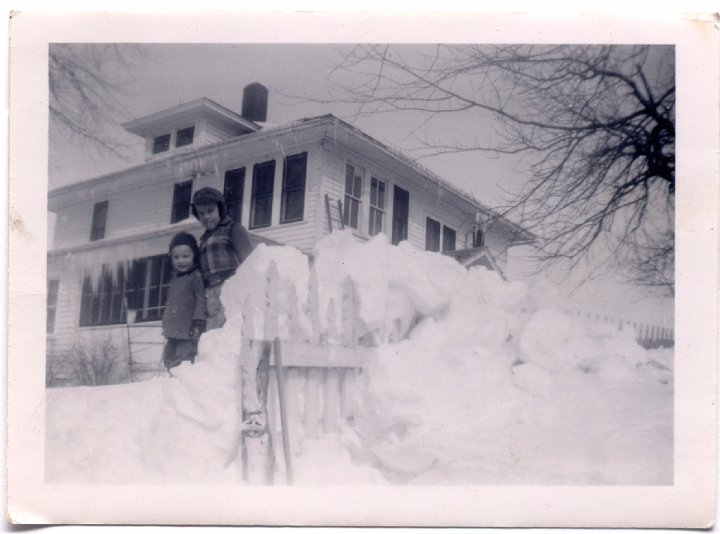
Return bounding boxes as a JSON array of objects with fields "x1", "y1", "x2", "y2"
[{"x1": 199, "y1": 217, "x2": 254, "y2": 287}]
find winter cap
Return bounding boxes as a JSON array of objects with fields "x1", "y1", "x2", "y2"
[
  {"x1": 191, "y1": 187, "x2": 226, "y2": 219},
  {"x1": 168, "y1": 231, "x2": 200, "y2": 262}
]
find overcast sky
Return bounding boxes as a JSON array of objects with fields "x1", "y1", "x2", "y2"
[
  {"x1": 47, "y1": 43, "x2": 674, "y2": 325},
  {"x1": 49, "y1": 43, "x2": 525, "y2": 205}
]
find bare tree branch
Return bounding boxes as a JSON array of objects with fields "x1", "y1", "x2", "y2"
[
  {"x1": 322, "y1": 44, "x2": 675, "y2": 295},
  {"x1": 49, "y1": 43, "x2": 143, "y2": 160}
]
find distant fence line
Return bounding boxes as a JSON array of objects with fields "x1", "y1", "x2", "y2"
[{"x1": 565, "y1": 309, "x2": 674, "y2": 350}]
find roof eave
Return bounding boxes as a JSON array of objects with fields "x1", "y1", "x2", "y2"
[
  {"x1": 122, "y1": 98, "x2": 261, "y2": 137},
  {"x1": 325, "y1": 116, "x2": 536, "y2": 242}
]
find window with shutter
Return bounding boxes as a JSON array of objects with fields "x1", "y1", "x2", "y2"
[
  {"x1": 250, "y1": 160, "x2": 276, "y2": 229},
  {"x1": 369, "y1": 177, "x2": 386, "y2": 236},
  {"x1": 281, "y1": 153, "x2": 307, "y2": 224}
]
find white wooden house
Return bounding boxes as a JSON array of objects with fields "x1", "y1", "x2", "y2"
[{"x1": 46, "y1": 83, "x2": 533, "y2": 379}]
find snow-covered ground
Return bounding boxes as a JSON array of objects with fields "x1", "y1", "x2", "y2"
[{"x1": 46, "y1": 231, "x2": 673, "y2": 485}]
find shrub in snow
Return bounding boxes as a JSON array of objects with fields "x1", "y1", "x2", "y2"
[{"x1": 62, "y1": 336, "x2": 129, "y2": 387}]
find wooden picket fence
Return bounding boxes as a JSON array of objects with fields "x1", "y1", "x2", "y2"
[
  {"x1": 567, "y1": 309, "x2": 674, "y2": 349},
  {"x1": 238, "y1": 260, "x2": 373, "y2": 484}
]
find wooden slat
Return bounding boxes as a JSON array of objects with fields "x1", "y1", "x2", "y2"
[
  {"x1": 324, "y1": 193, "x2": 334, "y2": 233},
  {"x1": 326, "y1": 298, "x2": 338, "y2": 344},
  {"x1": 304, "y1": 368, "x2": 322, "y2": 439},
  {"x1": 341, "y1": 277, "x2": 355, "y2": 347},
  {"x1": 340, "y1": 367, "x2": 360, "y2": 424},
  {"x1": 308, "y1": 265, "x2": 321, "y2": 344},
  {"x1": 285, "y1": 367, "x2": 304, "y2": 456},
  {"x1": 265, "y1": 261, "x2": 279, "y2": 340},
  {"x1": 323, "y1": 368, "x2": 340, "y2": 434},
  {"x1": 267, "y1": 368, "x2": 282, "y2": 471},
  {"x1": 270, "y1": 340, "x2": 372, "y2": 368}
]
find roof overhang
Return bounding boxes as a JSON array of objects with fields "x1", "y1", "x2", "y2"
[
  {"x1": 319, "y1": 116, "x2": 535, "y2": 246},
  {"x1": 52, "y1": 112, "x2": 535, "y2": 246},
  {"x1": 122, "y1": 98, "x2": 261, "y2": 137},
  {"x1": 444, "y1": 246, "x2": 506, "y2": 279}
]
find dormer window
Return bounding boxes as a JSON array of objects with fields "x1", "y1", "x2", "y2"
[
  {"x1": 175, "y1": 126, "x2": 195, "y2": 148},
  {"x1": 152, "y1": 133, "x2": 171, "y2": 154}
]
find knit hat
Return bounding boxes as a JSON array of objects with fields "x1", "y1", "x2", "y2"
[
  {"x1": 168, "y1": 231, "x2": 200, "y2": 263},
  {"x1": 191, "y1": 187, "x2": 226, "y2": 219}
]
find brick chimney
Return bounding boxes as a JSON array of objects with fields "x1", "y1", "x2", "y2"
[{"x1": 241, "y1": 82, "x2": 268, "y2": 123}]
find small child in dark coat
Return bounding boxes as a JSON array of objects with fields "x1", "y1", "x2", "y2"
[{"x1": 162, "y1": 231, "x2": 207, "y2": 371}]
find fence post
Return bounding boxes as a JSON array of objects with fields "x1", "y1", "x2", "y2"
[{"x1": 308, "y1": 265, "x2": 321, "y2": 344}]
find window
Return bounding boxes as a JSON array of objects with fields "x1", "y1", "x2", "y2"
[
  {"x1": 175, "y1": 126, "x2": 195, "y2": 148},
  {"x1": 79, "y1": 255, "x2": 175, "y2": 327},
  {"x1": 79, "y1": 264, "x2": 126, "y2": 327},
  {"x1": 124, "y1": 255, "x2": 174, "y2": 322},
  {"x1": 250, "y1": 160, "x2": 275, "y2": 229},
  {"x1": 391, "y1": 185, "x2": 409, "y2": 245},
  {"x1": 171, "y1": 181, "x2": 193, "y2": 223},
  {"x1": 473, "y1": 228, "x2": 485, "y2": 248},
  {"x1": 442, "y1": 225, "x2": 457, "y2": 252},
  {"x1": 344, "y1": 163, "x2": 363, "y2": 229},
  {"x1": 152, "y1": 133, "x2": 171, "y2": 154},
  {"x1": 47, "y1": 280, "x2": 59, "y2": 334},
  {"x1": 425, "y1": 217, "x2": 441, "y2": 252},
  {"x1": 281, "y1": 152, "x2": 307, "y2": 224},
  {"x1": 224, "y1": 168, "x2": 245, "y2": 223},
  {"x1": 90, "y1": 200, "x2": 109, "y2": 241},
  {"x1": 368, "y1": 177, "x2": 386, "y2": 236}
]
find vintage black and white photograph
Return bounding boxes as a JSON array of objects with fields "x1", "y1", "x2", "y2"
[{"x1": 7, "y1": 10, "x2": 718, "y2": 527}]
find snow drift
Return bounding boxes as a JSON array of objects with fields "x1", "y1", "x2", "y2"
[{"x1": 46, "y1": 231, "x2": 673, "y2": 485}]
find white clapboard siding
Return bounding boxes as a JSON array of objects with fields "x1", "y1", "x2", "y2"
[
  {"x1": 52, "y1": 203, "x2": 96, "y2": 250},
  {"x1": 319, "y1": 140, "x2": 493, "y2": 256},
  {"x1": 47, "y1": 258, "x2": 82, "y2": 354},
  {"x1": 242, "y1": 145, "x2": 321, "y2": 254},
  {"x1": 53, "y1": 175, "x2": 179, "y2": 249},
  {"x1": 483, "y1": 228, "x2": 510, "y2": 272},
  {"x1": 201, "y1": 119, "x2": 246, "y2": 146}
]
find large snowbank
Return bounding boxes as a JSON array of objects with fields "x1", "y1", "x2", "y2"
[{"x1": 46, "y1": 231, "x2": 672, "y2": 485}]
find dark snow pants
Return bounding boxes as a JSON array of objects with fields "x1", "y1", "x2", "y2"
[{"x1": 163, "y1": 337, "x2": 197, "y2": 370}]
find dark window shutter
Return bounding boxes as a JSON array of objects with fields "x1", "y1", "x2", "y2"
[
  {"x1": 473, "y1": 229, "x2": 485, "y2": 248},
  {"x1": 391, "y1": 186, "x2": 409, "y2": 245},
  {"x1": 171, "y1": 181, "x2": 193, "y2": 223},
  {"x1": 90, "y1": 200, "x2": 109, "y2": 241},
  {"x1": 442, "y1": 225, "x2": 456, "y2": 252},
  {"x1": 425, "y1": 217, "x2": 441, "y2": 252},
  {"x1": 224, "y1": 168, "x2": 246, "y2": 223},
  {"x1": 250, "y1": 160, "x2": 275, "y2": 229},
  {"x1": 281, "y1": 153, "x2": 307, "y2": 224}
]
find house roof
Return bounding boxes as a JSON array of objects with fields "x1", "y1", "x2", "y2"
[
  {"x1": 314, "y1": 115, "x2": 535, "y2": 245},
  {"x1": 122, "y1": 98, "x2": 261, "y2": 137},
  {"x1": 444, "y1": 246, "x2": 506, "y2": 279},
  {"x1": 52, "y1": 106, "x2": 534, "y2": 245}
]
